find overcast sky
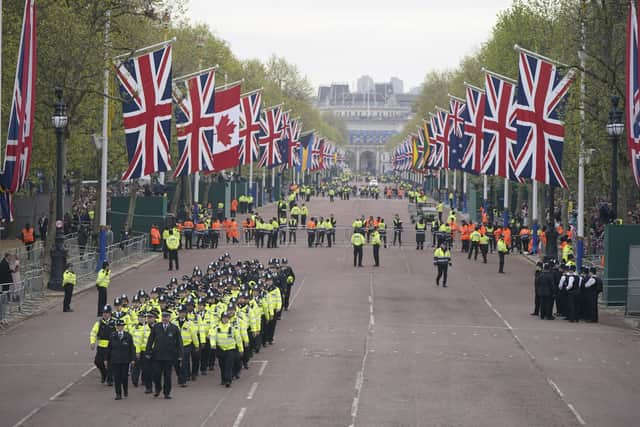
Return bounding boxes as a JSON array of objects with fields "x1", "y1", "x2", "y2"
[{"x1": 185, "y1": 0, "x2": 514, "y2": 93}]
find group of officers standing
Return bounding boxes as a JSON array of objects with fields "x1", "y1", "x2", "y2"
[{"x1": 89, "y1": 253, "x2": 295, "y2": 400}]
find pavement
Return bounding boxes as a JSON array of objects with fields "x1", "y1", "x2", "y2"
[{"x1": 0, "y1": 196, "x2": 639, "y2": 427}]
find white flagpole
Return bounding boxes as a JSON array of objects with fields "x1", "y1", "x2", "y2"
[
  {"x1": 503, "y1": 178, "x2": 509, "y2": 227},
  {"x1": 462, "y1": 172, "x2": 468, "y2": 213},
  {"x1": 483, "y1": 175, "x2": 488, "y2": 208}
]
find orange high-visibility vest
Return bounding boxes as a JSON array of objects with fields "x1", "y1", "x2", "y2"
[
  {"x1": 22, "y1": 228, "x2": 34, "y2": 243},
  {"x1": 211, "y1": 221, "x2": 221, "y2": 230},
  {"x1": 195, "y1": 222, "x2": 205, "y2": 232},
  {"x1": 230, "y1": 199, "x2": 238, "y2": 212},
  {"x1": 150, "y1": 228, "x2": 161, "y2": 245},
  {"x1": 307, "y1": 220, "x2": 316, "y2": 229},
  {"x1": 503, "y1": 228, "x2": 512, "y2": 246}
]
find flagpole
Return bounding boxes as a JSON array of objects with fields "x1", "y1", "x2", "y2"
[
  {"x1": 113, "y1": 37, "x2": 176, "y2": 61},
  {"x1": 463, "y1": 172, "x2": 468, "y2": 214},
  {"x1": 503, "y1": 179, "x2": 509, "y2": 227},
  {"x1": 576, "y1": 1, "x2": 587, "y2": 270},
  {"x1": 452, "y1": 170, "x2": 457, "y2": 210},
  {"x1": 262, "y1": 167, "x2": 266, "y2": 204},
  {"x1": 532, "y1": 180, "x2": 539, "y2": 253},
  {"x1": 481, "y1": 175, "x2": 487, "y2": 209},
  {"x1": 98, "y1": 10, "x2": 111, "y2": 271}
]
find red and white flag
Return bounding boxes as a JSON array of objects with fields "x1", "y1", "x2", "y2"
[{"x1": 211, "y1": 83, "x2": 241, "y2": 171}]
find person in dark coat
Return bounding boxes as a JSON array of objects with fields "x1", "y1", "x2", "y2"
[
  {"x1": 0, "y1": 253, "x2": 13, "y2": 293},
  {"x1": 537, "y1": 263, "x2": 556, "y2": 320},
  {"x1": 145, "y1": 311, "x2": 183, "y2": 399},
  {"x1": 107, "y1": 318, "x2": 136, "y2": 400}
]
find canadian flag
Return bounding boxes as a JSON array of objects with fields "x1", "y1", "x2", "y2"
[{"x1": 212, "y1": 83, "x2": 241, "y2": 171}]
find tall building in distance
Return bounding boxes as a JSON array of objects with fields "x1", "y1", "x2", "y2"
[{"x1": 316, "y1": 76, "x2": 417, "y2": 175}]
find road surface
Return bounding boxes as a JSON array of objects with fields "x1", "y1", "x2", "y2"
[{"x1": 1, "y1": 196, "x2": 638, "y2": 427}]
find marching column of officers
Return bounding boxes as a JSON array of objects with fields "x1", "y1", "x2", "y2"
[{"x1": 89, "y1": 253, "x2": 295, "y2": 400}]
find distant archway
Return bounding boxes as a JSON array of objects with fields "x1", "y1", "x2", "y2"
[
  {"x1": 360, "y1": 151, "x2": 376, "y2": 175},
  {"x1": 345, "y1": 151, "x2": 356, "y2": 171}
]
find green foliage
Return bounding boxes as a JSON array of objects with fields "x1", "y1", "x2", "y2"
[
  {"x1": 0, "y1": 0, "x2": 341, "y2": 187},
  {"x1": 395, "y1": 0, "x2": 639, "y2": 211}
]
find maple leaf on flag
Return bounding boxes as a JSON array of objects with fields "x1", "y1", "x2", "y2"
[{"x1": 216, "y1": 114, "x2": 236, "y2": 146}]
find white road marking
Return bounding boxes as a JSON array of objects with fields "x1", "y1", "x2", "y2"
[
  {"x1": 288, "y1": 277, "x2": 306, "y2": 308},
  {"x1": 11, "y1": 406, "x2": 43, "y2": 427},
  {"x1": 232, "y1": 407, "x2": 247, "y2": 427},
  {"x1": 198, "y1": 397, "x2": 226, "y2": 427},
  {"x1": 477, "y1": 287, "x2": 587, "y2": 426},
  {"x1": 258, "y1": 360, "x2": 268, "y2": 377},
  {"x1": 246, "y1": 382, "x2": 259, "y2": 400},
  {"x1": 49, "y1": 383, "x2": 74, "y2": 401},
  {"x1": 10, "y1": 363, "x2": 97, "y2": 426},
  {"x1": 349, "y1": 273, "x2": 376, "y2": 427},
  {"x1": 0, "y1": 363, "x2": 90, "y2": 368}
]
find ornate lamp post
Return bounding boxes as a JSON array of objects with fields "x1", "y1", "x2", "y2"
[
  {"x1": 48, "y1": 87, "x2": 68, "y2": 291},
  {"x1": 606, "y1": 96, "x2": 624, "y2": 221}
]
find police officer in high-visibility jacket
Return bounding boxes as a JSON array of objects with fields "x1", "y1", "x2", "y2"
[
  {"x1": 90, "y1": 304, "x2": 115, "y2": 385},
  {"x1": 497, "y1": 236, "x2": 508, "y2": 273},
  {"x1": 479, "y1": 232, "x2": 490, "y2": 264},
  {"x1": 63, "y1": 264, "x2": 76, "y2": 312},
  {"x1": 433, "y1": 242, "x2": 452, "y2": 287},
  {"x1": 176, "y1": 305, "x2": 199, "y2": 386},
  {"x1": 415, "y1": 218, "x2": 427, "y2": 250},
  {"x1": 96, "y1": 261, "x2": 110, "y2": 316},
  {"x1": 371, "y1": 227, "x2": 381, "y2": 267},
  {"x1": 210, "y1": 311, "x2": 244, "y2": 388},
  {"x1": 468, "y1": 227, "x2": 481, "y2": 260},
  {"x1": 166, "y1": 229, "x2": 180, "y2": 271},
  {"x1": 351, "y1": 229, "x2": 365, "y2": 267}
]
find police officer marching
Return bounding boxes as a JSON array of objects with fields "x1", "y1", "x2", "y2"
[
  {"x1": 107, "y1": 317, "x2": 136, "y2": 400},
  {"x1": 90, "y1": 305, "x2": 115, "y2": 385}
]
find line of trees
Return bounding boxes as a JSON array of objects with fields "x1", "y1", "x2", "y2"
[
  {"x1": 0, "y1": 0, "x2": 347, "y2": 193},
  {"x1": 392, "y1": 0, "x2": 637, "y2": 222}
]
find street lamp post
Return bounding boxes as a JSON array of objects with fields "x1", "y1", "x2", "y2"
[
  {"x1": 48, "y1": 87, "x2": 68, "y2": 291},
  {"x1": 606, "y1": 95, "x2": 624, "y2": 221}
]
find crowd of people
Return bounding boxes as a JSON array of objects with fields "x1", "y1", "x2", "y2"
[{"x1": 89, "y1": 253, "x2": 295, "y2": 400}]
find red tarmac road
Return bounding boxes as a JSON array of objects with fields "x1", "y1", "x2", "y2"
[{"x1": 1, "y1": 196, "x2": 639, "y2": 427}]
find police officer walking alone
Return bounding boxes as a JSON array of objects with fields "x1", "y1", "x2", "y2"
[
  {"x1": 62, "y1": 264, "x2": 76, "y2": 312},
  {"x1": 96, "y1": 262, "x2": 110, "y2": 316},
  {"x1": 166, "y1": 229, "x2": 180, "y2": 271},
  {"x1": 434, "y1": 242, "x2": 451, "y2": 287},
  {"x1": 351, "y1": 229, "x2": 365, "y2": 267},
  {"x1": 371, "y1": 226, "x2": 381, "y2": 267}
]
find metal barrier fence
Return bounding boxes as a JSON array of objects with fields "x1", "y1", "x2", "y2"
[
  {"x1": 625, "y1": 277, "x2": 640, "y2": 315},
  {"x1": 181, "y1": 226, "x2": 432, "y2": 249},
  {"x1": 0, "y1": 234, "x2": 149, "y2": 324},
  {"x1": 0, "y1": 266, "x2": 45, "y2": 324}
]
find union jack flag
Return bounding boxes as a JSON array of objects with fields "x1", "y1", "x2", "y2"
[
  {"x1": 116, "y1": 44, "x2": 173, "y2": 180},
  {"x1": 515, "y1": 51, "x2": 573, "y2": 188},
  {"x1": 627, "y1": 1, "x2": 640, "y2": 188},
  {"x1": 277, "y1": 110, "x2": 291, "y2": 169},
  {"x1": 0, "y1": 191, "x2": 14, "y2": 222},
  {"x1": 448, "y1": 98, "x2": 466, "y2": 170},
  {"x1": 461, "y1": 85, "x2": 485, "y2": 174},
  {"x1": 258, "y1": 106, "x2": 283, "y2": 168},
  {"x1": 431, "y1": 112, "x2": 449, "y2": 169},
  {"x1": 2, "y1": 0, "x2": 36, "y2": 194},
  {"x1": 425, "y1": 120, "x2": 438, "y2": 169},
  {"x1": 481, "y1": 72, "x2": 520, "y2": 181},
  {"x1": 311, "y1": 136, "x2": 324, "y2": 171},
  {"x1": 322, "y1": 140, "x2": 335, "y2": 169},
  {"x1": 239, "y1": 90, "x2": 262, "y2": 166},
  {"x1": 172, "y1": 70, "x2": 215, "y2": 177},
  {"x1": 288, "y1": 118, "x2": 301, "y2": 168}
]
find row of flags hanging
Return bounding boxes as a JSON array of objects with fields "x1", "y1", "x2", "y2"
[
  {"x1": 393, "y1": 47, "x2": 574, "y2": 189},
  {"x1": 114, "y1": 41, "x2": 344, "y2": 181}
]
